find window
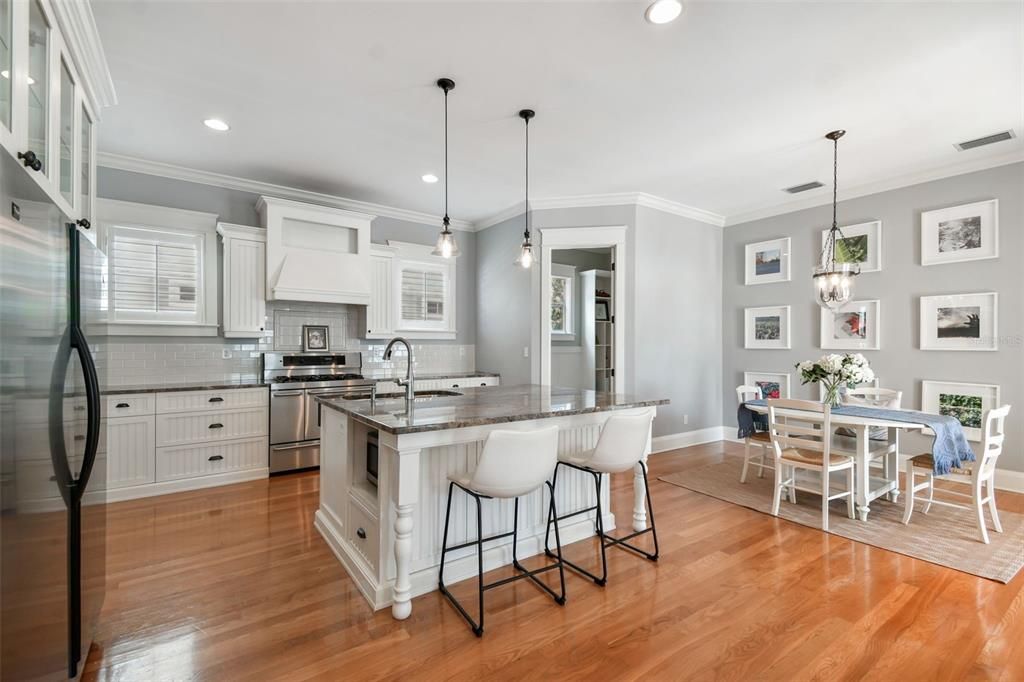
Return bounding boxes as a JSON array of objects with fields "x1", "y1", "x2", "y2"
[
  {"x1": 401, "y1": 267, "x2": 445, "y2": 322},
  {"x1": 110, "y1": 226, "x2": 202, "y2": 322},
  {"x1": 550, "y1": 264, "x2": 575, "y2": 338},
  {"x1": 98, "y1": 199, "x2": 219, "y2": 335},
  {"x1": 391, "y1": 241, "x2": 456, "y2": 337}
]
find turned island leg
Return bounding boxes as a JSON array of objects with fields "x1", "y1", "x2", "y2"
[
  {"x1": 632, "y1": 424, "x2": 653, "y2": 532},
  {"x1": 392, "y1": 447, "x2": 421, "y2": 620}
]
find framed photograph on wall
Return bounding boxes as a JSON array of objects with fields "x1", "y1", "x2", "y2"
[
  {"x1": 920, "y1": 292, "x2": 998, "y2": 351},
  {"x1": 921, "y1": 199, "x2": 998, "y2": 266},
  {"x1": 820, "y1": 299, "x2": 881, "y2": 350},
  {"x1": 744, "y1": 371, "x2": 790, "y2": 399},
  {"x1": 301, "y1": 324, "x2": 330, "y2": 352},
  {"x1": 820, "y1": 220, "x2": 882, "y2": 273},
  {"x1": 744, "y1": 237, "x2": 791, "y2": 285},
  {"x1": 922, "y1": 380, "x2": 1000, "y2": 441},
  {"x1": 744, "y1": 305, "x2": 791, "y2": 349}
]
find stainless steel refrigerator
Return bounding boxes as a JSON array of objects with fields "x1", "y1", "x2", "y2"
[{"x1": 1, "y1": 150, "x2": 107, "y2": 679}]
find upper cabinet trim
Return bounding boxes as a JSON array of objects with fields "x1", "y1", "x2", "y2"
[{"x1": 50, "y1": 0, "x2": 117, "y2": 112}]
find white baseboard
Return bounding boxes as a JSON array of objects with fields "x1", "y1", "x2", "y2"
[
  {"x1": 651, "y1": 426, "x2": 728, "y2": 453},
  {"x1": 659, "y1": 426, "x2": 1024, "y2": 495}
]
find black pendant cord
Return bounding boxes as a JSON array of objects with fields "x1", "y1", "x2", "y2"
[
  {"x1": 524, "y1": 115, "x2": 530, "y2": 243},
  {"x1": 443, "y1": 84, "x2": 450, "y2": 231}
]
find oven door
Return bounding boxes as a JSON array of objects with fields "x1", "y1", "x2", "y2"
[
  {"x1": 305, "y1": 388, "x2": 372, "y2": 440},
  {"x1": 270, "y1": 389, "x2": 306, "y2": 444}
]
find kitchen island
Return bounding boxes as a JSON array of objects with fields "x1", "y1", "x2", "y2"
[{"x1": 314, "y1": 385, "x2": 668, "y2": 619}]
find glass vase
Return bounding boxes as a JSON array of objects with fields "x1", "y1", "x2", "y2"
[{"x1": 821, "y1": 380, "x2": 842, "y2": 408}]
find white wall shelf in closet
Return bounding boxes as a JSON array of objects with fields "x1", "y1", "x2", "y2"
[{"x1": 217, "y1": 222, "x2": 267, "y2": 338}]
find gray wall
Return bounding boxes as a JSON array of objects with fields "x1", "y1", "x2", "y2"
[
  {"x1": 97, "y1": 167, "x2": 477, "y2": 344},
  {"x1": 475, "y1": 203, "x2": 724, "y2": 439},
  {"x1": 722, "y1": 162, "x2": 1024, "y2": 471}
]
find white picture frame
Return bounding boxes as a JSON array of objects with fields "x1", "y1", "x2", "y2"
[
  {"x1": 921, "y1": 199, "x2": 998, "y2": 266},
  {"x1": 820, "y1": 299, "x2": 881, "y2": 350},
  {"x1": 744, "y1": 305, "x2": 791, "y2": 349},
  {"x1": 744, "y1": 237, "x2": 791, "y2": 285},
  {"x1": 744, "y1": 372, "x2": 791, "y2": 400},
  {"x1": 920, "y1": 292, "x2": 998, "y2": 351},
  {"x1": 821, "y1": 220, "x2": 882, "y2": 273},
  {"x1": 921, "y1": 380, "x2": 1000, "y2": 442}
]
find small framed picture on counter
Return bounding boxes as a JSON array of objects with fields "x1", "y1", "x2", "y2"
[{"x1": 302, "y1": 324, "x2": 330, "y2": 352}]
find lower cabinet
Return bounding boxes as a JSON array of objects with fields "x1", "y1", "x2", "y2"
[
  {"x1": 106, "y1": 414, "x2": 156, "y2": 489},
  {"x1": 105, "y1": 387, "x2": 269, "y2": 501}
]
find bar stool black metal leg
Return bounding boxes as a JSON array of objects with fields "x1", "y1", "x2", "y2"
[
  {"x1": 543, "y1": 462, "x2": 561, "y2": 556},
  {"x1": 547, "y1": 481, "x2": 567, "y2": 604},
  {"x1": 592, "y1": 471, "x2": 608, "y2": 586},
  {"x1": 642, "y1": 461, "x2": 659, "y2": 561},
  {"x1": 438, "y1": 485, "x2": 485, "y2": 636},
  {"x1": 474, "y1": 494, "x2": 484, "y2": 636},
  {"x1": 438, "y1": 481, "x2": 455, "y2": 588}
]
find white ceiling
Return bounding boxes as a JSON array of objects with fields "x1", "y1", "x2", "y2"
[{"x1": 92, "y1": 1, "x2": 1024, "y2": 226}]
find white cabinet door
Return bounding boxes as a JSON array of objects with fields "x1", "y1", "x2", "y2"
[
  {"x1": 365, "y1": 251, "x2": 393, "y2": 338},
  {"x1": 106, "y1": 415, "x2": 156, "y2": 489},
  {"x1": 218, "y1": 223, "x2": 267, "y2": 338}
]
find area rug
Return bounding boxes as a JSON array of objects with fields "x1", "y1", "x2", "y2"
[{"x1": 659, "y1": 455, "x2": 1024, "y2": 583}]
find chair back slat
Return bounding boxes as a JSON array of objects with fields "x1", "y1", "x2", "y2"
[
  {"x1": 736, "y1": 384, "x2": 762, "y2": 405},
  {"x1": 767, "y1": 399, "x2": 831, "y2": 457},
  {"x1": 978, "y1": 405, "x2": 1011, "y2": 478}
]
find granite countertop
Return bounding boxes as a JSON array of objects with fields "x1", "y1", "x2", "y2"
[
  {"x1": 362, "y1": 370, "x2": 501, "y2": 382},
  {"x1": 104, "y1": 379, "x2": 266, "y2": 395},
  {"x1": 317, "y1": 384, "x2": 669, "y2": 435}
]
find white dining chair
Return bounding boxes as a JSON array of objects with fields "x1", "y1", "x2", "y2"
[
  {"x1": 768, "y1": 399, "x2": 856, "y2": 531},
  {"x1": 736, "y1": 385, "x2": 773, "y2": 484},
  {"x1": 901, "y1": 405, "x2": 1012, "y2": 544}
]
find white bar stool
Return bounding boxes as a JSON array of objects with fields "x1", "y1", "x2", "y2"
[
  {"x1": 438, "y1": 425, "x2": 566, "y2": 637},
  {"x1": 543, "y1": 410, "x2": 657, "y2": 586}
]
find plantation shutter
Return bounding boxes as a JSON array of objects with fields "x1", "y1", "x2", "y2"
[
  {"x1": 400, "y1": 267, "x2": 445, "y2": 323},
  {"x1": 111, "y1": 226, "x2": 202, "y2": 322}
]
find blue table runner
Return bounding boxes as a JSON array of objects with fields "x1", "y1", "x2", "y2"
[{"x1": 737, "y1": 400, "x2": 975, "y2": 476}]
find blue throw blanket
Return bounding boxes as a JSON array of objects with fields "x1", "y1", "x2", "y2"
[{"x1": 737, "y1": 400, "x2": 975, "y2": 476}]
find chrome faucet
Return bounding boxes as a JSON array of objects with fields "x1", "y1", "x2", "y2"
[{"x1": 383, "y1": 337, "x2": 415, "y2": 403}]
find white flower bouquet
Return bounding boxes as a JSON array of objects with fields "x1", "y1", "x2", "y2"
[{"x1": 796, "y1": 353, "x2": 876, "y2": 407}]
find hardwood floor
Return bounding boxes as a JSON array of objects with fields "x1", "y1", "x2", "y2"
[{"x1": 84, "y1": 441, "x2": 1024, "y2": 681}]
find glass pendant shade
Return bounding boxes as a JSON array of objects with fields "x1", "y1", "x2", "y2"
[
  {"x1": 431, "y1": 225, "x2": 460, "y2": 258},
  {"x1": 813, "y1": 261, "x2": 858, "y2": 309},
  {"x1": 516, "y1": 238, "x2": 533, "y2": 268}
]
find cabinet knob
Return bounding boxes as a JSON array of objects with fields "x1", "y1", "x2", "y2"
[
  {"x1": 209, "y1": 423, "x2": 224, "y2": 429},
  {"x1": 116, "y1": 402, "x2": 129, "y2": 408},
  {"x1": 356, "y1": 527, "x2": 367, "y2": 539},
  {"x1": 452, "y1": 384, "x2": 459, "y2": 388},
  {"x1": 208, "y1": 455, "x2": 224, "y2": 462},
  {"x1": 208, "y1": 397, "x2": 224, "y2": 403},
  {"x1": 76, "y1": 218, "x2": 91, "y2": 230},
  {"x1": 17, "y1": 151, "x2": 42, "y2": 172}
]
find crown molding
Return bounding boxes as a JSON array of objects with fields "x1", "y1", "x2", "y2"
[
  {"x1": 51, "y1": 0, "x2": 117, "y2": 112},
  {"x1": 724, "y1": 149, "x2": 1024, "y2": 227},
  {"x1": 97, "y1": 153, "x2": 475, "y2": 232},
  {"x1": 474, "y1": 192, "x2": 725, "y2": 230}
]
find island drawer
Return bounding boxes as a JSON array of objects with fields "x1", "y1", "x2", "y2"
[
  {"x1": 156, "y1": 437, "x2": 267, "y2": 481},
  {"x1": 156, "y1": 408, "x2": 268, "y2": 447},
  {"x1": 347, "y1": 498, "x2": 379, "y2": 573},
  {"x1": 156, "y1": 387, "x2": 268, "y2": 414},
  {"x1": 105, "y1": 394, "x2": 156, "y2": 418}
]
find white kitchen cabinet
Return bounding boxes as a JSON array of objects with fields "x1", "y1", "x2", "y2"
[
  {"x1": 0, "y1": 0, "x2": 111, "y2": 224},
  {"x1": 106, "y1": 413, "x2": 156, "y2": 489},
  {"x1": 217, "y1": 223, "x2": 267, "y2": 338},
  {"x1": 365, "y1": 246, "x2": 395, "y2": 339}
]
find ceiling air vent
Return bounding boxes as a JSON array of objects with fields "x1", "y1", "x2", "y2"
[
  {"x1": 954, "y1": 130, "x2": 1016, "y2": 151},
  {"x1": 783, "y1": 181, "x2": 824, "y2": 194}
]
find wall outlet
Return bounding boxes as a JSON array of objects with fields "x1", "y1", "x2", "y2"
[
  {"x1": 221, "y1": 349, "x2": 232, "y2": 359},
  {"x1": 523, "y1": 346, "x2": 529, "y2": 358},
  {"x1": 683, "y1": 414, "x2": 689, "y2": 425}
]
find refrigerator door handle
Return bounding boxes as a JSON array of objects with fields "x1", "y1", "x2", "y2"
[{"x1": 71, "y1": 325, "x2": 101, "y2": 493}]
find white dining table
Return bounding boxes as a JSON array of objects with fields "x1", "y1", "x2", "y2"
[{"x1": 744, "y1": 403, "x2": 928, "y2": 522}]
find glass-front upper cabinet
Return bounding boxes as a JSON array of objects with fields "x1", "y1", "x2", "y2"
[
  {"x1": 26, "y1": 0, "x2": 49, "y2": 179},
  {"x1": 0, "y1": 0, "x2": 12, "y2": 142},
  {"x1": 57, "y1": 54, "x2": 74, "y2": 203},
  {"x1": 80, "y1": 102, "x2": 93, "y2": 224}
]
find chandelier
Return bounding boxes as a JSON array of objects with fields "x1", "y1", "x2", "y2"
[{"x1": 813, "y1": 129, "x2": 858, "y2": 309}]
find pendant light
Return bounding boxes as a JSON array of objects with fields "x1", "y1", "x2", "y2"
[
  {"x1": 431, "y1": 77, "x2": 460, "y2": 259},
  {"x1": 813, "y1": 129, "x2": 858, "y2": 309},
  {"x1": 515, "y1": 109, "x2": 535, "y2": 268}
]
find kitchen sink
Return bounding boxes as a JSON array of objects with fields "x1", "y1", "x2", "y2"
[{"x1": 341, "y1": 389, "x2": 463, "y2": 401}]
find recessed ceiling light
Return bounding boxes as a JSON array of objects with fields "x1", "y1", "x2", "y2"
[
  {"x1": 645, "y1": 0, "x2": 683, "y2": 24},
  {"x1": 203, "y1": 118, "x2": 230, "y2": 132},
  {"x1": 421, "y1": 173, "x2": 439, "y2": 184}
]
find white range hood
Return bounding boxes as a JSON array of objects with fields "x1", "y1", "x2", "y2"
[{"x1": 256, "y1": 196, "x2": 375, "y2": 305}]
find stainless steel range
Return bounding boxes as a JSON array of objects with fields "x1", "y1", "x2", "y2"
[{"x1": 263, "y1": 351, "x2": 376, "y2": 474}]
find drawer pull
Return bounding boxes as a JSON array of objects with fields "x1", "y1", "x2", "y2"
[
  {"x1": 116, "y1": 402, "x2": 130, "y2": 408},
  {"x1": 356, "y1": 527, "x2": 367, "y2": 539},
  {"x1": 480, "y1": 382, "x2": 486, "y2": 386},
  {"x1": 452, "y1": 384, "x2": 460, "y2": 388},
  {"x1": 209, "y1": 423, "x2": 224, "y2": 429},
  {"x1": 208, "y1": 455, "x2": 224, "y2": 462},
  {"x1": 208, "y1": 397, "x2": 224, "y2": 403}
]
